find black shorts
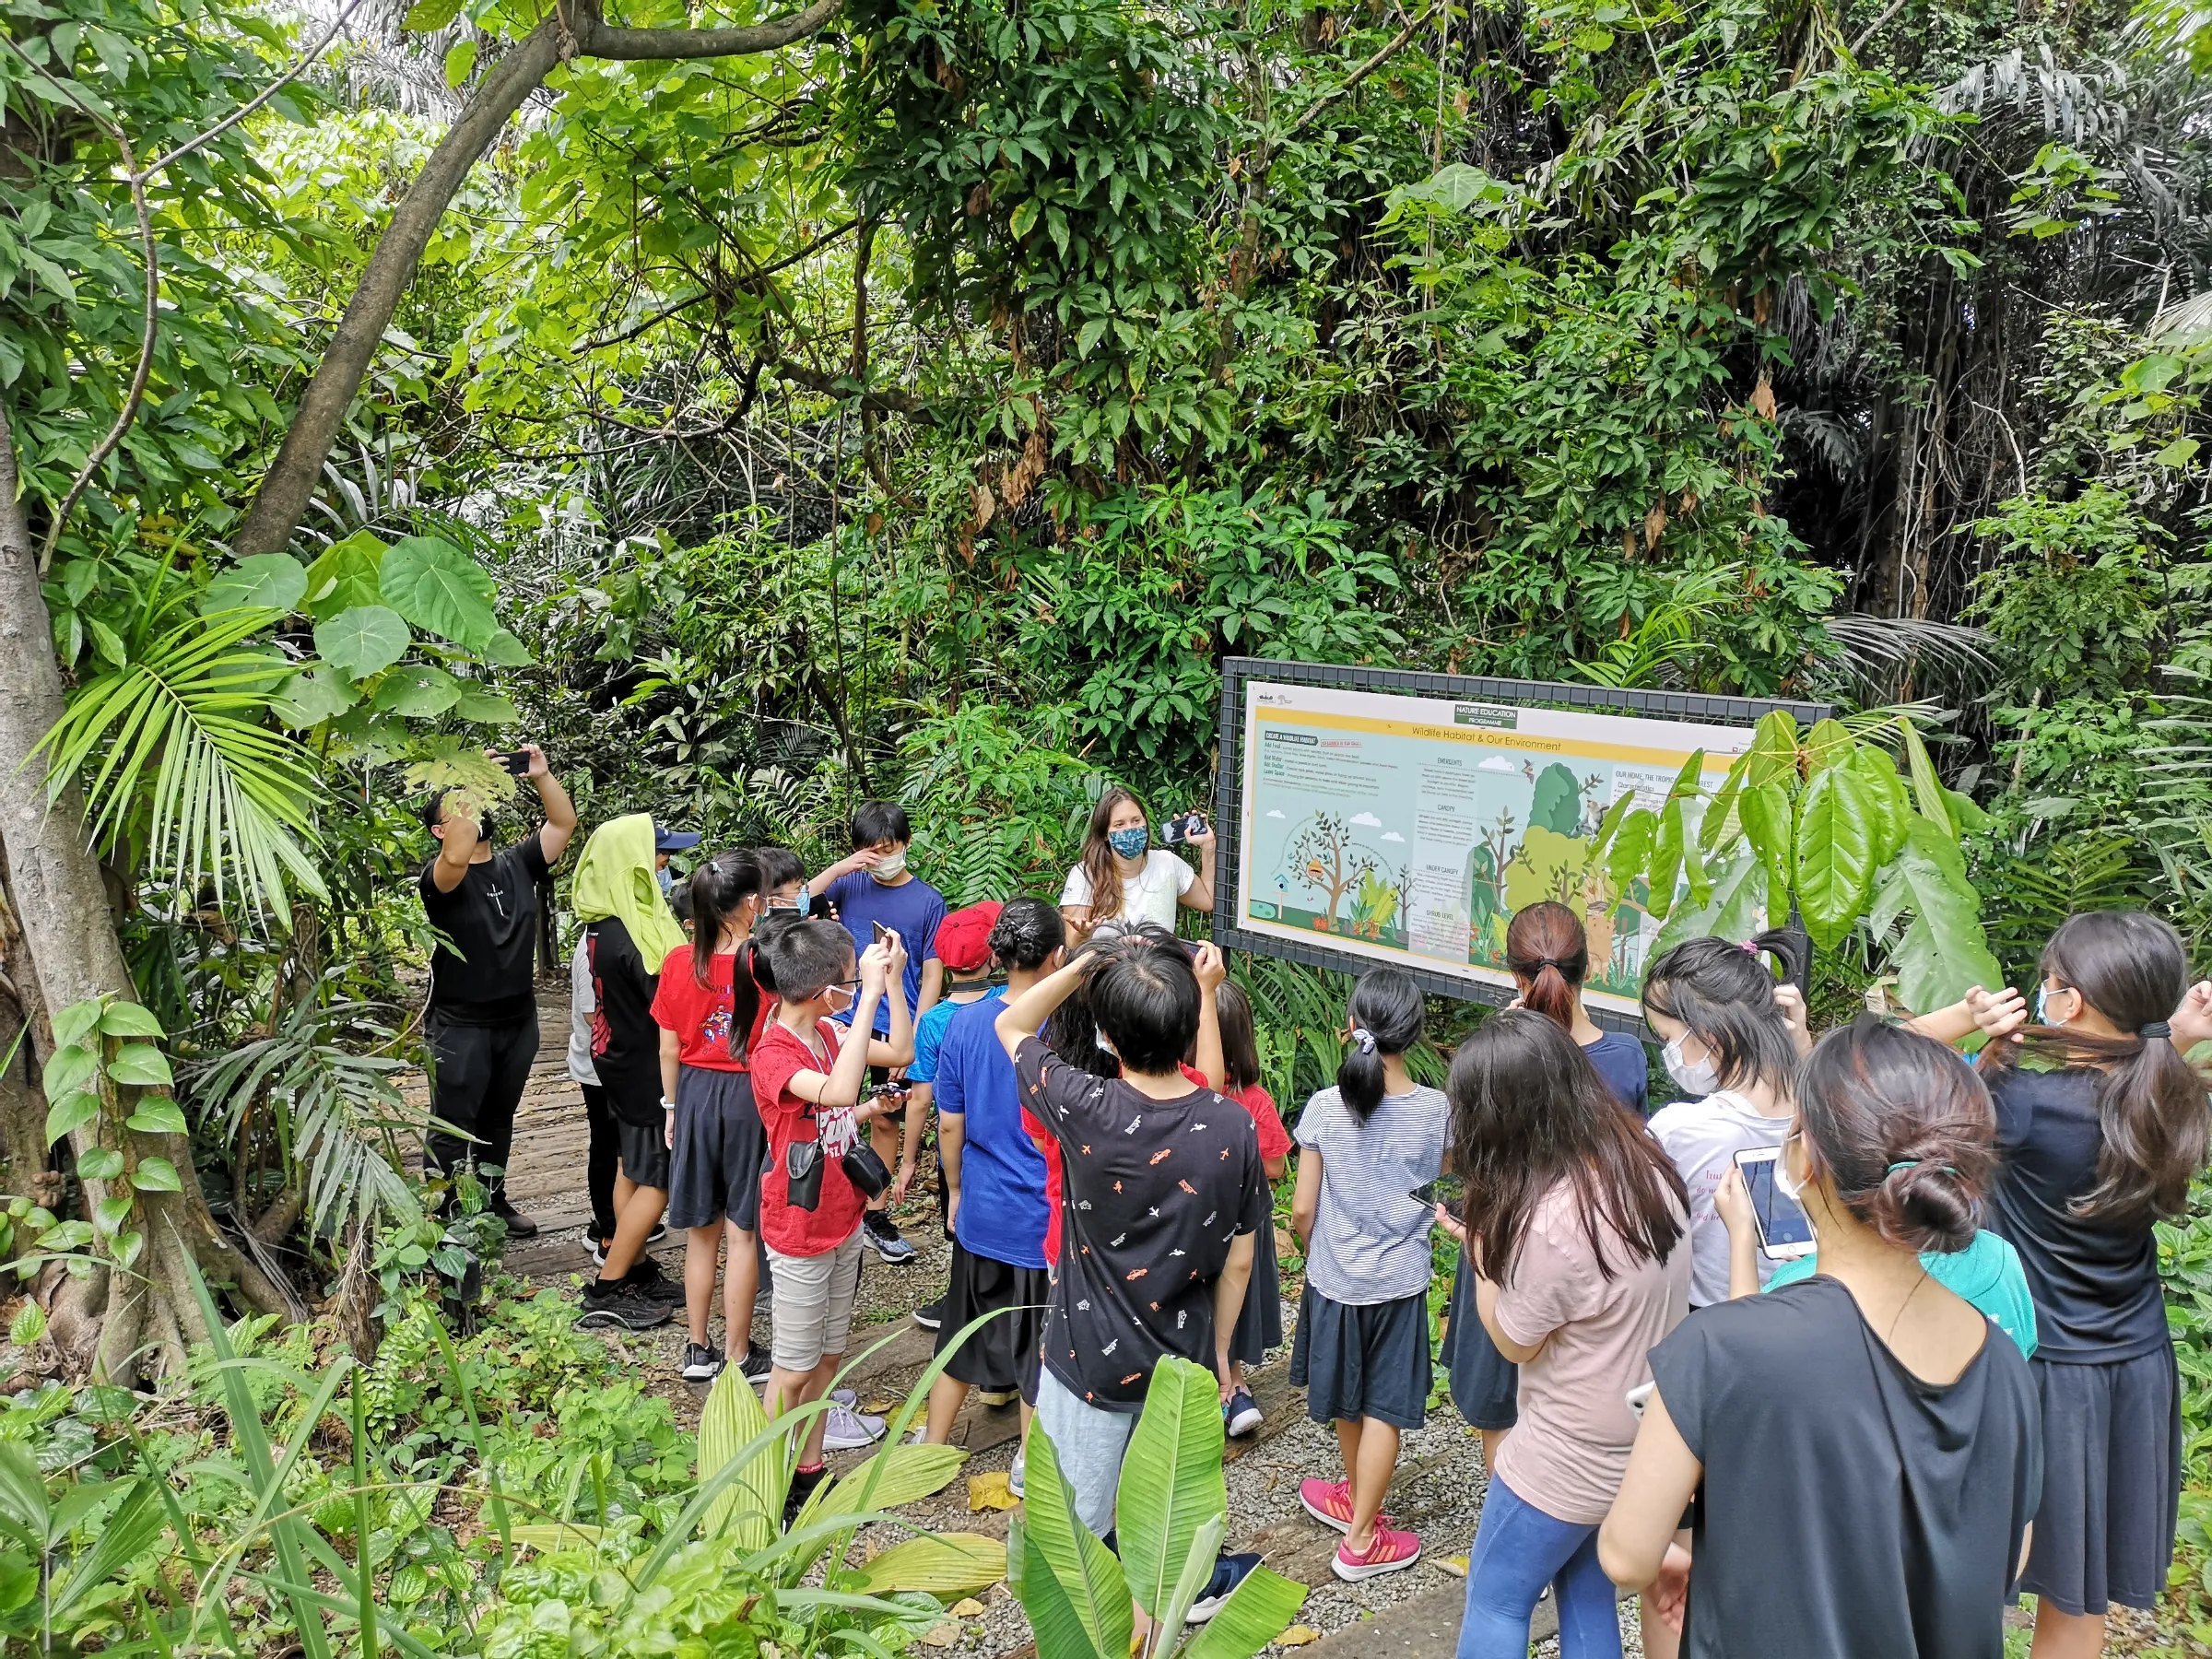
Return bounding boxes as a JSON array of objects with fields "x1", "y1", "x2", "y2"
[
  {"x1": 935, "y1": 1239, "x2": 1049, "y2": 1404},
  {"x1": 1230, "y1": 1217, "x2": 1285, "y2": 1369},
  {"x1": 1442, "y1": 1249, "x2": 1518, "y2": 1430},
  {"x1": 666, "y1": 1065, "x2": 769, "y2": 1231},
  {"x1": 616, "y1": 1116, "x2": 670, "y2": 1191},
  {"x1": 1290, "y1": 1285, "x2": 1433, "y2": 1431},
  {"x1": 2021, "y1": 1344, "x2": 2182, "y2": 1614}
]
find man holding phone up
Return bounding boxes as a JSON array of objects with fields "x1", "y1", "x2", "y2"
[{"x1": 418, "y1": 745, "x2": 577, "y2": 1235}]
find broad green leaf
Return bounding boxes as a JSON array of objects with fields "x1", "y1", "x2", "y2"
[
  {"x1": 819, "y1": 1443, "x2": 966, "y2": 1515},
  {"x1": 1117, "y1": 1356, "x2": 1228, "y2": 1618},
  {"x1": 44, "y1": 1091, "x2": 100, "y2": 1147},
  {"x1": 1007, "y1": 1514, "x2": 1100, "y2": 1659},
  {"x1": 697, "y1": 1362, "x2": 780, "y2": 1549},
  {"x1": 1699, "y1": 760, "x2": 1746, "y2": 857},
  {"x1": 77, "y1": 1147, "x2": 125, "y2": 1182},
  {"x1": 98, "y1": 1002, "x2": 165, "y2": 1040},
  {"x1": 42, "y1": 1042, "x2": 99, "y2": 1100},
  {"x1": 1888, "y1": 818, "x2": 2005, "y2": 1015},
  {"x1": 200, "y1": 554, "x2": 308, "y2": 618},
  {"x1": 380, "y1": 535, "x2": 500, "y2": 651},
  {"x1": 482, "y1": 628, "x2": 534, "y2": 667},
  {"x1": 452, "y1": 684, "x2": 519, "y2": 724},
  {"x1": 1746, "y1": 710, "x2": 1800, "y2": 788},
  {"x1": 1943, "y1": 784, "x2": 1991, "y2": 834},
  {"x1": 130, "y1": 1157, "x2": 182, "y2": 1194},
  {"x1": 402, "y1": 0, "x2": 462, "y2": 28},
  {"x1": 106, "y1": 1045, "x2": 173, "y2": 1087},
  {"x1": 1146, "y1": 1514, "x2": 1226, "y2": 1659},
  {"x1": 51, "y1": 1000, "x2": 104, "y2": 1052},
  {"x1": 842, "y1": 1532, "x2": 1006, "y2": 1594},
  {"x1": 511, "y1": 1523, "x2": 605, "y2": 1554},
  {"x1": 124, "y1": 1099, "x2": 189, "y2": 1135},
  {"x1": 1681, "y1": 826, "x2": 1712, "y2": 910},
  {"x1": 272, "y1": 667, "x2": 359, "y2": 730},
  {"x1": 1020, "y1": 1424, "x2": 1131, "y2": 1659},
  {"x1": 1666, "y1": 749, "x2": 1706, "y2": 798},
  {"x1": 1588, "y1": 789, "x2": 1639, "y2": 861},
  {"x1": 1607, "y1": 807, "x2": 1657, "y2": 894},
  {"x1": 1898, "y1": 718, "x2": 1951, "y2": 832},
  {"x1": 443, "y1": 39, "x2": 477, "y2": 84},
  {"x1": 1794, "y1": 766, "x2": 1877, "y2": 951},
  {"x1": 1647, "y1": 798, "x2": 1685, "y2": 920},
  {"x1": 1181, "y1": 1562, "x2": 1309, "y2": 1659},
  {"x1": 93, "y1": 1194, "x2": 134, "y2": 1234},
  {"x1": 112, "y1": 1230, "x2": 145, "y2": 1270},
  {"x1": 314, "y1": 606, "x2": 411, "y2": 679},
  {"x1": 372, "y1": 664, "x2": 463, "y2": 718},
  {"x1": 1849, "y1": 747, "x2": 1911, "y2": 869},
  {"x1": 302, "y1": 530, "x2": 387, "y2": 620},
  {"x1": 1804, "y1": 718, "x2": 1853, "y2": 774},
  {"x1": 1738, "y1": 782, "x2": 1793, "y2": 903}
]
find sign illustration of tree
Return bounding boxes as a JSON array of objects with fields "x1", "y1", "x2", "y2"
[{"x1": 1289, "y1": 812, "x2": 1381, "y2": 927}]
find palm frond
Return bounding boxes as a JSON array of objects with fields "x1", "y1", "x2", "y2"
[
  {"x1": 33, "y1": 606, "x2": 327, "y2": 923},
  {"x1": 186, "y1": 999, "x2": 427, "y2": 1243}
]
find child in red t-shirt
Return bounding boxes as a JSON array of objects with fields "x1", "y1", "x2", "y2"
[
  {"x1": 653, "y1": 853, "x2": 781, "y2": 1386},
  {"x1": 1180, "y1": 978, "x2": 1290, "y2": 1438},
  {"x1": 747, "y1": 917, "x2": 913, "y2": 1518}
]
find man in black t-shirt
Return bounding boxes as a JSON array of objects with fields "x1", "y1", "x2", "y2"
[
  {"x1": 418, "y1": 746, "x2": 577, "y2": 1235},
  {"x1": 994, "y1": 936, "x2": 1265, "y2": 1564}
]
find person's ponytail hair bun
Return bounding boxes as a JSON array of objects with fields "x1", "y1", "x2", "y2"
[
  {"x1": 1504, "y1": 901, "x2": 1590, "y2": 1033},
  {"x1": 1337, "y1": 968, "x2": 1426, "y2": 1122},
  {"x1": 1867, "y1": 1156, "x2": 1979, "y2": 1256},
  {"x1": 1798, "y1": 1017, "x2": 1996, "y2": 1256}
]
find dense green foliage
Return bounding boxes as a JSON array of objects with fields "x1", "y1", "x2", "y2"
[{"x1": 13, "y1": 0, "x2": 2212, "y2": 1646}]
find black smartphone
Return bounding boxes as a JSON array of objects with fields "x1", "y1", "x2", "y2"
[
  {"x1": 499, "y1": 749, "x2": 533, "y2": 776},
  {"x1": 869, "y1": 1080, "x2": 909, "y2": 1100},
  {"x1": 1412, "y1": 1174, "x2": 1465, "y2": 1207},
  {"x1": 1162, "y1": 811, "x2": 1206, "y2": 846},
  {"x1": 871, "y1": 920, "x2": 890, "y2": 947}
]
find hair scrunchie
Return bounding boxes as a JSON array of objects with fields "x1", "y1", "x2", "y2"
[
  {"x1": 2141, "y1": 1020, "x2": 2174, "y2": 1041},
  {"x1": 1349, "y1": 1027, "x2": 1377, "y2": 1054}
]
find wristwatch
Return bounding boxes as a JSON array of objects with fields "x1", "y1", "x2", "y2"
[{"x1": 661, "y1": 1096, "x2": 676, "y2": 1112}]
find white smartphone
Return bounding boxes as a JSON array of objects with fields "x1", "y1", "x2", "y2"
[
  {"x1": 1626, "y1": 1381, "x2": 1654, "y2": 1420},
  {"x1": 1733, "y1": 1146, "x2": 1816, "y2": 1262}
]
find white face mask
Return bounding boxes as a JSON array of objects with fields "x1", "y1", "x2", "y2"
[
  {"x1": 1774, "y1": 1132, "x2": 1807, "y2": 1203},
  {"x1": 870, "y1": 851, "x2": 908, "y2": 882},
  {"x1": 1093, "y1": 1028, "x2": 1119, "y2": 1059},
  {"x1": 1662, "y1": 1033, "x2": 1721, "y2": 1098}
]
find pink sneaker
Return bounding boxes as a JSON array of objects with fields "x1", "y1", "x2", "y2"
[
  {"x1": 1334, "y1": 1524, "x2": 1423, "y2": 1581},
  {"x1": 1298, "y1": 1477, "x2": 1355, "y2": 1533}
]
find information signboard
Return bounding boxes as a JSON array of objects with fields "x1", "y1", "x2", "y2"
[{"x1": 1210, "y1": 660, "x2": 1827, "y2": 1029}]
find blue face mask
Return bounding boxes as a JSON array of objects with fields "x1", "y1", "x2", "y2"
[
  {"x1": 796, "y1": 885, "x2": 812, "y2": 917},
  {"x1": 2037, "y1": 983, "x2": 2066, "y2": 1025},
  {"x1": 657, "y1": 865, "x2": 674, "y2": 895},
  {"x1": 1108, "y1": 826, "x2": 1149, "y2": 860}
]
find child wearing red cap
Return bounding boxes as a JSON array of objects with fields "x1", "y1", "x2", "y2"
[{"x1": 901, "y1": 901, "x2": 1006, "y2": 1333}]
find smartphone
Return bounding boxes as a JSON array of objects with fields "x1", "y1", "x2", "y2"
[
  {"x1": 871, "y1": 920, "x2": 889, "y2": 948},
  {"x1": 1411, "y1": 1174, "x2": 1465, "y2": 1207},
  {"x1": 1162, "y1": 811, "x2": 1207, "y2": 846},
  {"x1": 498, "y1": 749, "x2": 533, "y2": 776},
  {"x1": 1626, "y1": 1381, "x2": 1654, "y2": 1420},
  {"x1": 868, "y1": 1080, "x2": 909, "y2": 1100},
  {"x1": 1734, "y1": 1146, "x2": 1816, "y2": 1261}
]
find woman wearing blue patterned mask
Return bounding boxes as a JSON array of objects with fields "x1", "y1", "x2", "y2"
[{"x1": 1059, "y1": 786, "x2": 1217, "y2": 944}]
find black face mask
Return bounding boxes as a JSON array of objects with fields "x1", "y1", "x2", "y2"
[{"x1": 476, "y1": 816, "x2": 495, "y2": 843}]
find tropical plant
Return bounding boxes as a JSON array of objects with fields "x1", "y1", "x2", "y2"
[{"x1": 1008, "y1": 1356, "x2": 1306, "y2": 1659}]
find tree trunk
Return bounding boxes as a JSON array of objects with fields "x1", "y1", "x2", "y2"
[
  {"x1": 0, "y1": 407, "x2": 291, "y2": 1382},
  {"x1": 231, "y1": 0, "x2": 845, "y2": 559}
]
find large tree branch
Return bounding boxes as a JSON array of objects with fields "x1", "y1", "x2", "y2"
[{"x1": 234, "y1": 0, "x2": 845, "y2": 559}]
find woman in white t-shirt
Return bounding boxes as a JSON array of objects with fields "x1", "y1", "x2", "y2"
[{"x1": 1058, "y1": 786, "x2": 1216, "y2": 941}]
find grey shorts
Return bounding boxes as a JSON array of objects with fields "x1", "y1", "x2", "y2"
[
  {"x1": 1035, "y1": 1365, "x2": 1138, "y2": 1536},
  {"x1": 765, "y1": 1230, "x2": 865, "y2": 1372},
  {"x1": 616, "y1": 1116, "x2": 670, "y2": 1191}
]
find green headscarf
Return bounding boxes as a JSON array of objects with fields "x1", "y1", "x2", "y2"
[{"x1": 571, "y1": 813, "x2": 688, "y2": 967}]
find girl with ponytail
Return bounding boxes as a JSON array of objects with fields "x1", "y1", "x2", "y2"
[
  {"x1": 1287, "y1": 969, "x2": 1451, "y2": 1582},
  {"x1": 1446, "y1": 903, "x2": 1653, "y2": 1471},
  {"x1": 1933, "y1": 910, "x2": 2212, "y2": 1656},
  {"x1": 653, "y1": 851, "x2": 773, "y2": 1382}
]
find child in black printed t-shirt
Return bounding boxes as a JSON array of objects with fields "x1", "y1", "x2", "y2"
[{"x1": 993, "y1": 936, "x2": 1268, "y2": 1540}]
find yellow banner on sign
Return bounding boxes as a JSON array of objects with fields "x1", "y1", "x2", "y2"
[{"x1": 1254, "y1": 705, "x2": 1739, "y2": 771}]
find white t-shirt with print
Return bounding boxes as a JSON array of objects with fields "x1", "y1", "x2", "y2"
[
  {"x1": 1059, "y1": 850, "x2": 1194, "y2": 930},
  {"x1": 1647, "y1": 1088, "x2": 1793, "y2": 1305}
]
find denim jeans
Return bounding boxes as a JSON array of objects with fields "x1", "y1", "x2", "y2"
[{"x1": 1456, "y1": 1477, "x2": 1623, "y2": 1659}]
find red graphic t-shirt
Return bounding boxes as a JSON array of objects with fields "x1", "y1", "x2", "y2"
[
  {"x1": 651, "y1": 946, "x2": 774, "y2": 1072},
  {"x1": 750, "y1": 1017, "x2": 865, "y2": 1256}
]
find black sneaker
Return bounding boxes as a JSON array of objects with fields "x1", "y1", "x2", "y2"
[
  {"x1": 681, "y1": 1341, "x2": 724, "y2": 1382},
  {"x1": 488, "y1": 1195, "x2": 539, "y2": 1239},
  {"x1": 621, "y1": 1256, "x2": 688, "y2": 1306},
  {"x1": 912, "y1": 1295, "x2": 947, "y2": 1331},
  {"x1": 738, "y1": 1343, "x2": 772, "y2": 1382},
  {"x1": 1187, "y1": 1553, "x2": 1262, "y2": 1624},
  {"x1": 576, "y1": 1277, "x2": 672, "y2": 1331},
  {"x1": 862, "y1": 1209, "x2": 916, "y2": 1265},
  {"x1": 784, "y1": 1463, "x2": 829, "y2": 1528}
]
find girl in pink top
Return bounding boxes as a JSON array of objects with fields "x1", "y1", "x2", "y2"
[{"x1": 1438, "y1": 1010, "x2": 1692, "y2": 1659}]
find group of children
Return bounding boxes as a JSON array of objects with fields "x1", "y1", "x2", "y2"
[{"x1": 535, "y1": 783, "x2": 2211, "y2": 1657}]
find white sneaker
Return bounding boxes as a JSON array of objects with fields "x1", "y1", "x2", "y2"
[
  {"x1": 823, "y1": 1404, "x2": 887, "y2": 1452},
  {"x1": 1008, "y1": 1447, "x2": 1026, "y2": 1500}
]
